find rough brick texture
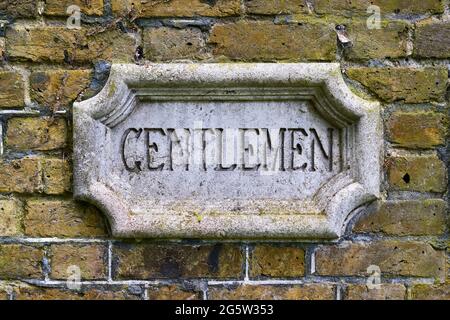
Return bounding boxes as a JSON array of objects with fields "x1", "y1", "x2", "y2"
[
  {"x1": 345, "y1": 21, "x2": 409, "y2": 60},
  {"x1": 44, "y1": 0, "x2": 104, "y2": 16},
  {"x1": 209, "y1": 21, "x2": 336, "y2": 61},
  {"x1": 0, "y1": 198, "x2": 22, "y2": 236},
  {"x1": 347, "y1": 67, "x2": 447, "y2": 103},
  {"x1": 387, "y1": 155, "x2": 447, "y2": 193},
  {"x1": 354, "y1": 200, "x2": 447, "y2": 236},
  {"x1": 0, "y1": 71, "x2": 24, "y2": 108},
  {"x1": 50, "y1": 244, "x2": 108, "y2": 280},
  {"x1": 386, "y1": 111, "x2": 447, "y2": 149},
  {"x1": 315, "y1": 241, "x2": 446, "y2": 279},
  {"x1": 208, "y1": 284, "x2": 335, "y2": 300},
  {"x1": 414, "y1": 20, "x2": 450, "y2": 58},
  {"x1": 0, "y1": 245, "x2": 43, "y2": 279},
  {"x1": 344, "y1": 284, "x2": 406, "y2": 300},
  {"x1": 6, "y1": 26, "x2": 135, "y2": 63},
  {"x1": 314, "y1": 0, "x2": 444, "y2": 15},
  {"x1": 30, "y1": 70, "x2": 92, "y2": 109},
  {"x1": 143, "y1": 27, "x2": 207, "y2": 61},
  {"x1": 6, "y1": 117, "x2": 67, "y2": 151},
  {"x1": 112, "y1": 0, "x2": 241, "y2": 17},
  {"x1": 24, "y1": 199, "x2": 106, "y2": 238},
  {"x1": 113, "y1": 244, "x2": 243, "y2": 280},
  {"x1": 0, "y1": 0, "x2": 448, "y2": 300},
  {"x1": 250, "y1": 245, "x2": 305, "y2": 278}
]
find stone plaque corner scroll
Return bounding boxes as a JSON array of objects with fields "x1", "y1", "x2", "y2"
[{"x1": 73, "y1": 63, "x2": 382, "y2": 240}]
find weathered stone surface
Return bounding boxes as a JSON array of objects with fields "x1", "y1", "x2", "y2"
[
  {"x1": 0, "y1": 245, "x2": 43, "y2": 279},
  {"x1": 315, "y1": 241, "x2": 446, "y2": 279},
  {"x1": 410, "y1": 284, "x2": 450, "y2": 300},
  {"x1": 13, "y1": 285, "x2": 141, "y2": 300},
  {"x1": 347, "y1": 67, "x2": 447, "y2": 103},
  {"x1": 0, "y1": 198, "x2": 23, "y2": 236},
  {"x1": 30, "y1": 70, "x2": 92, "y2": 109},
  {"x1": 414, "y1": 20, "x2": 450, "y2": 58},
  {"x1": 6, "y1": 117, "x2": 67, "y2": 151},
  {"x1": 208, "y1": 284, "x2": 335, "y2": 300},
  {"x1": 0, "y1": 71, "x2": 24, "y2": 108},
  {"x1": 143, "y1": 27, "x2": 207, "y2": 61},
  {"x1": 387, "y1": 155, "x2": 447, "y2": 193},
  {"x1": 209, "y1": 21, "x2": 336, "y2": 61},
  {"x1": 0, "y1": 0, "x2": 36, "y2": 18},
  {"x1": 111, "y1": 0, "x2": 241, "y2": 17},
  {"x1": 314, "y1": 0, "x2": 444, "y2": 15},
  {"x1": 44, "y1": 0, "x2": 104, "y2": 16},
  {"x1": 147, "y1": 285, "x2": 201, "y2": 300},
  {"x1": 50, "y1": 244, "x2": 108, "y2": 280},
  {"x1": 387, "y1": 111, "x2": 447, "y2": 149},
  {"x1": 24, "y1": 199, "x2": 107, "y2": 238},
  {"x1": 345, "y1": 21, "x2": 409, "y2": 60},
  {"x1": 245, "y1": 0, "x2": 308, "y2": 14},
  {"x1": 73, "y1": 63, "x2": 381, "y2": 239},
  {"x1": 345, "y1": 284, "x2": 406, "y2": 300},
  {"x1": 250, "y1": 246, "x2": 305, "y2": 278},
  {"x1": 6, "y1": 26, "x2": 135, "y2": 63},
  {"x1": 113, "y1": 244, "x2": 244, "y2": 279},
  {"x1": 354, "y1": 200, "x2": 447, "y2": 236}
]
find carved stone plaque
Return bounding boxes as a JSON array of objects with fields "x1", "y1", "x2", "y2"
[{"x1": 73, "y1": 63, "x2": 381, "y2": 239}]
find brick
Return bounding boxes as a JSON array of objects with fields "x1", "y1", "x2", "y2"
[
  {"x1": 346, "y1": 67, "x2": 447, "y2": 103},
  {"x1": 0, "y1": 71, "x2": 24, "y2": 108},
  {"x1": 315, "y1": 241, "x2": 446, "y2": 279},
  {"x1": 0, "y1": 245, "x2": 43, "y2": 279},
  {"x1": 143, "y1": 27, "x2": 207, "y2": 61},
  {"x1": 345, "y1": 284, "x2": 406, "y2": 300},
  {"x1": 314, "y1": 0, "x2": 444, "y2": 16},
  {"x1": 0, "y1": 198, "x2": 23, "y2": 236},
  {"x1": 0, "y1": 0, "x2": 36, "y2": 18},
  {"x1": 208, "y1": 284, "x2": 335, "y2": 300},
  {"x1": 6, "y1": 117, "x2": 67, "y2": 151},
  {"x1": 209, "y1": 21, "x2": 336, "y2": 61},
  {"x1": 147, "y1": 285, "x2": 202, "y2": 300},
  {"x1": 44, "y1": 0, "x2": 104, "y2": 16},
  {"x1": 112, "y1": 0, "x2": 241, "y2": 17},
  {"x1": 387, "y1": 155, "x2": 447, "y2": 193},
  {"x1": 387, "y1": 111, "x2": 447, "y2": 149},
  {"x1": 410, "y1": 284, "x2": 450, "y2": 300},
  {"x1": 250, "y1": 245, "x2": 305, "y2": 278},
  {"x1": 345, "y1": 21, "x2": 409, "y2": 60},
  {"x1": 414, "y1": 20, "x2": 450, "y2": 58},
  {"x1": 41, "y1": 158, "x2": 72, "y2": 195},
  {"x1": 30, "y1": 70, "x2": 92, "y2": 109},
  {"x1": 0, "y1": 158, "x2": 41, "y2": 193},
  {"x1": 354, "y1": 200, "x2": 447, "y2": 236},
  {"x1": 113, "y1": 243, "x2": 243, "y2": 280},
  {"x1": 50, "y1": 244, "x2": 107, "y2": 280},
  {"x1": 13, "y1": 285, "x2": 141, "y2": 300},
  {"x1": 0, "y1": 157, "x2": 72, "y2": 194},
  {"x1": 6, "y1": 26, "x2": 135, "y2": 63},
  {"x1": 245, "y1": 0, "x2": 308, "y2": 15},
  {"x1": 24, "y1": 199, "x2": 107, "y2": 238}
]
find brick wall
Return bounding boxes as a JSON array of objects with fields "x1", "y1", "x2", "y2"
[{"x1": 0, "y1": 0, "x2": 448, "y2": 300}]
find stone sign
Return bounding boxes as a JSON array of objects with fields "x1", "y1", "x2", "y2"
[{"x1": 73, "y1": 63, "x2": 381, "y2": 239}]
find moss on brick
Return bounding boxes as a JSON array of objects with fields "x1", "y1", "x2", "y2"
[{"x1": 347, "y1": 67, "x2": 447, "y2": 103}]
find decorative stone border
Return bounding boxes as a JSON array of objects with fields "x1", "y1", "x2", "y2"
[{"x1": 73, "y1": 63, "x2": 382, "y2": 240}]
